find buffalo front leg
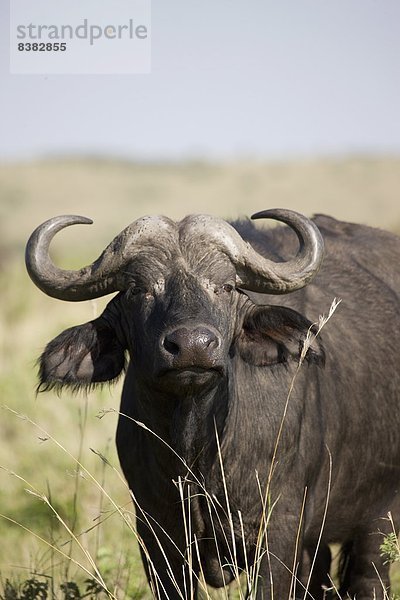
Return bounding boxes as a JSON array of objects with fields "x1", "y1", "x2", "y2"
[
  {"x1": 299, "y1": 543, "x2": 332, "y2": 600},
  {"x1": 338, "y1": 528, "x2": 391, "y2": 600},
  {"x1": 251, "y1": 514, "x2": 306, "y2": 600},
  {"x1": 136, "y1": 520, "x2": 199, "y2": 600}
]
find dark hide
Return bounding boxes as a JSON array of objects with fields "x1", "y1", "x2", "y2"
[{"x1": 38, "y1": 215, "x2": 400, "y2": 600}]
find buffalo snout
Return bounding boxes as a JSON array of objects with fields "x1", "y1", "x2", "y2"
[{"x1": 160, "y1": 325, "x2": 222, "y2": 370}]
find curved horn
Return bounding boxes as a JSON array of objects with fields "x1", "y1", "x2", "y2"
[
  {"x1": 181, "y1": 209, "x2": 324, "y2": 294},
  {"x1": 25, "y1": 214, "x2": 176, "y2": 301},
  {"x1": 244, "y1": 208, "x2": 325, "y2": 293}
]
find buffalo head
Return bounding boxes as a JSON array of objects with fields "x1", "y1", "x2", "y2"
[{"x1": 26, "y1": 209, "x2": 324, "y2": 396}]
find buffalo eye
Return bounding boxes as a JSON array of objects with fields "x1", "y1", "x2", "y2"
[
  {"x1": 126, "y1": 286, "x2": 143, "y2": 299},
  {"x1": 222, "y1": 284, "x2": 234, "y2": 293}
]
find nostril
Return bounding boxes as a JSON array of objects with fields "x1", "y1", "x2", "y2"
[
  {"x1": 204, "y1": 333, "x2": 218, "y2": 349},
  {"x1": 207, "y1": 335, "x2": 219, "y2": 350},
  {"x1": 163, "y1": 335, "x2": 180, "y2": 356},
  {"x1": 197, "y1": 328, "x2": 219, "y2": 350}
]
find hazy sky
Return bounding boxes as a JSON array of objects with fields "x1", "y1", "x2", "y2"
[{"x1": 1, "y1": 0, "x2": 400, "y2": 161}]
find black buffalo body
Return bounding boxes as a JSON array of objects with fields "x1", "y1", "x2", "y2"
[{"x1": 26, "y1": 210, "x2": 400, "y2": 600}]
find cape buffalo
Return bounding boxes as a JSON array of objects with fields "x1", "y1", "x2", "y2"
[{"x1": 26, "y1": 209, "x2": 400, "y2": 600}]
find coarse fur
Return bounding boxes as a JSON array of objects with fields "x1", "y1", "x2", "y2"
[{"x1": 37, "y1": 214, "x2": 400, "y2": 599}]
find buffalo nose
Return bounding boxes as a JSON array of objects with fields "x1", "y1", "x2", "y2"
[{"x1": 162, "y1": 326, "x2": 219, "y2": 360}]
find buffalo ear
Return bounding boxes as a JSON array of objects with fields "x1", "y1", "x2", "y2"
[
  {"x1": 237, "y1": 305, "x2": 325, "y2": 367},
  {"x1": 38, "y1": 318, "x2": 126, "y2": 392}
]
